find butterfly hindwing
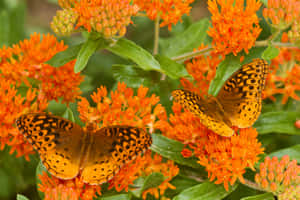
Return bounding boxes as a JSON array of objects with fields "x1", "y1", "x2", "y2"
[
  {"x1": 81, "y1": 126, "x2": 152, "y2": 185},
  {"x1": 16, "y1": 113, "x2": 85, "y2": 179}
]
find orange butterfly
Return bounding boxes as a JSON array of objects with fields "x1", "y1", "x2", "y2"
[
  {"x1": 16, "y1": 113, "x2": 152, "y2": 185},
  {"x1": 172, "y1": 58, "x2": 269, "y2": 137}
]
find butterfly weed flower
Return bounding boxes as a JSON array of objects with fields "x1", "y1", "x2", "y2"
[
  {"x1": 0, "y1": 33, "x2": 82, "y2": 159},
  {"x1": 51, "y1": 0, "x2": 139, "y2": 38},
  {"x1": 38, "y1": 171, "x2": 101, "y2": 200},
  {"x1": 160, "y1": 103, "x2": 264, "y2": 190},
  {"x1": 255, "y1": 155, "x2": 300, "y2": 200},
  {"x1": 108, "y1": 151, "x2": 179, "y2": 200},
  {"x1": 180, "y1": 45, "x2": 221, "y2": 97},
  {"x1": 133, "y1": 0, "x2": 195, "y2": 30},
  {"x1": 207, "y1": 0, "x2": 262, "y2": 56}
]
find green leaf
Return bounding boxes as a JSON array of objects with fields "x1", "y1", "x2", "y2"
[
  {"x1": 99, "y1": 194, "x2": 131, "y2": 200},
  {"x1": 208, "y1": 55, "x2": 241, "y2": 96},
  {"x1": 17, "y1": 194, "x2": 30, "y2": 200},
  {"x1": 261, "y1": 45, "x2": 280, "y2": 60},
  {"x1": 62, "y1": 108, "x2": 75, "y2": 122},
  {"x1": 150, "y1": 134, "x2": 200, "y2": 168},
  {"x1": 131, "y1": 172, "x2": 166, "y2": 198},
  {"x1": 74, "y1": 36, "x2": 109, "y2": 73},
  {"x1": 141, "y1": 172, "x2": 165, "y2": 193},
  {"x1": 112, "y1": 65, "x2": 156, "y2": 88},
  {"x1": 155, "y1": 55, "x2": 190, "y2": 79},
  {"x1": 254, "y1": 111, "x2": 300, "y2": 135},
  {"x1": 46, "y1": 43, "x2": 82, "y2": 67},
  {"x1": 268, "y1": 144, "x2": 300, "y2": 162},
  {"x1": 241, "y1": 193, "x2": 275, "y2": 200},
  {"x1": 107, "y1": 38, "x2": 162, "y2": 72},
  {"x1": 173, "y1": 181, "x2": 237, "y2": 200},
  {"x1": 160, "y1": 18, "x2": 210, "y2": 57}
]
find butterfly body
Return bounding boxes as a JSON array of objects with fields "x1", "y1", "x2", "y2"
[
  {"x1": 172, "y1": 58, "x2": 269, "y2": 137},
  {"x1": 16, "y1": 113, "x2": 152, "y2": 185}
]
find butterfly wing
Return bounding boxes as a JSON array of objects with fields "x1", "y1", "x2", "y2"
[
  {"x1": 172, "y1": 89, "x2": 234, "y2": 136},
  {"x1": 81, "y1": 126, "x2": 152, "y2": 185},
  {"x1": 16, "y1": 113, "x2": 85, "y2": 179},
  {"x1": 217, "y1": 59, "x2": 269, "y2": 128}
]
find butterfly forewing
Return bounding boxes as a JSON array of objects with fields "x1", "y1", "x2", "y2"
[
  {"x1": 172, "y1": 90, "x2": 234, "y2": 136},
  {"x1": 16, "y1": 113, "x2": 85, "y2": 179},
  {"x1": 81, "y1": 126, "x2": 152, "y2": 185},
  {"x1": 217, "y1": 59, "x2": 269, "y2": 128}
]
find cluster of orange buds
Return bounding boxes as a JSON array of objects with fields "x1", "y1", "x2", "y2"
[
  {"x1": 51, "y1": 0, "x2": 139, "y2": 38},
  {"x1": 288, "y1": 21, "x2": 300, "y2": 44},
  {"x1": 255, "y1": 155, "x2": 300, "y2": 199},
  {"x1": 263, "y1": 0, "x2": 300, "y2": 30},
  {"x1": 51, "y1": 8, "x2": 78, "y2": 36}
]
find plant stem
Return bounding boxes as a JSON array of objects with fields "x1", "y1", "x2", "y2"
[
  {"x1": 255, "y1": 41, "x2": 297, "y2": 48},
  {"x1": 242, "y1": 179, "x2": 267, "y2": 192},
  {"x1": 153, "y1": 16, "x2": 160, "y2": 55},
  {"x1": 172, "y1": 46, "x2": 213, "y2": 62}
]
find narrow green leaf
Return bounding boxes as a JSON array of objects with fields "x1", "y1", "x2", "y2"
[
  {"x1": 155, "y1": 55, "x2": 190, "y2": 79},
  {"x1": 151, "y1": 134, "x2": 200, "y2": 168},
  {"x1": 17, "y1": 194, "x2": 30, "y2": 200},
  {"x1": 173, "y1": 181, "x2": 237, "y2": 200},
  {"x1": 261, "y1": 45, "x2": 280, "y2": 60},
  {"x1": 268, "y1": 144, "x2": 300, "y2": 162},
  {"x1": 160, "y1": 18, "x2": 210, "y2": 57},
  {"x1": 241, "y1": 193, "x2": 275, "y2": 200},
  {"x1": 208, "y1": 55, "x2": 241, "y2": 96},
  {"x1": 141, "y1": 172, "x2": 165, "y2": 192},
  {"x1": 107, "y1": 38, "x2": 162, "y2": 72},
  {"x1": 62, "y1": 108, "x2": 75, "y2": 122},
  {"x1": 75, "y1": 37, "x2": 108, "y2": 73},
  {"x1": 99, "y1": 194, "x2": 131, "y2": 200},
  {"x1": 254, "y1": 111, "x2": 300, "y2": 135},
  {"x1": 46, "y1": 43, "x2": 82, "y2": 67}
]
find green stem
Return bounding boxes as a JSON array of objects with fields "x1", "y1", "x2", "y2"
[
  {"x1": 171, "y1": 46, "x2": 213, "y2": 62},
  {"x1": 255, "y1": 41, "x2": 296, "y2": 48},
  {"x1": 153, "y1": 16, "x2": 160, "y2": 55},
  {"x1": 242, "y1": 179, "x2": 267, "y2": 192}
]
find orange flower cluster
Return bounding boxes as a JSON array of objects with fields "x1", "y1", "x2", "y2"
[
  {"x1": 263, "y1": 0, "x2": 300, "y2": 30},
  {"x1": 180, "y1": 45, "x2": 221, "y2": 97},
  {"x1": 52, "y1": 0, "x2": 138, "y2": 38},
  {"x1": 158, "y1": 103, "x2": 264, "y2": 190},
  {"x1": 0, "y1": 33, "x2": 83, "y2": 159},
  {"x1": 38, "y1": 172, "x2": 101, "y2": 200},
  {"x1": 133, "y1": 0, "x2": 194, "y2": 30},
  {"x1": 263, "y1": 35, "x2": 300, "y2": 104},
  {"x1": 78, "y1": 82, "x2": 167, "y2": 128},
  {"x1": 207, "y1": 0, "x2": 261, "y2": 56},
  {"x1": 109, "y1": 151, "x2": 179, "y2": 200},
  {"x1": 255, "y1": 155, "x2": 300, "y2": 199}
]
